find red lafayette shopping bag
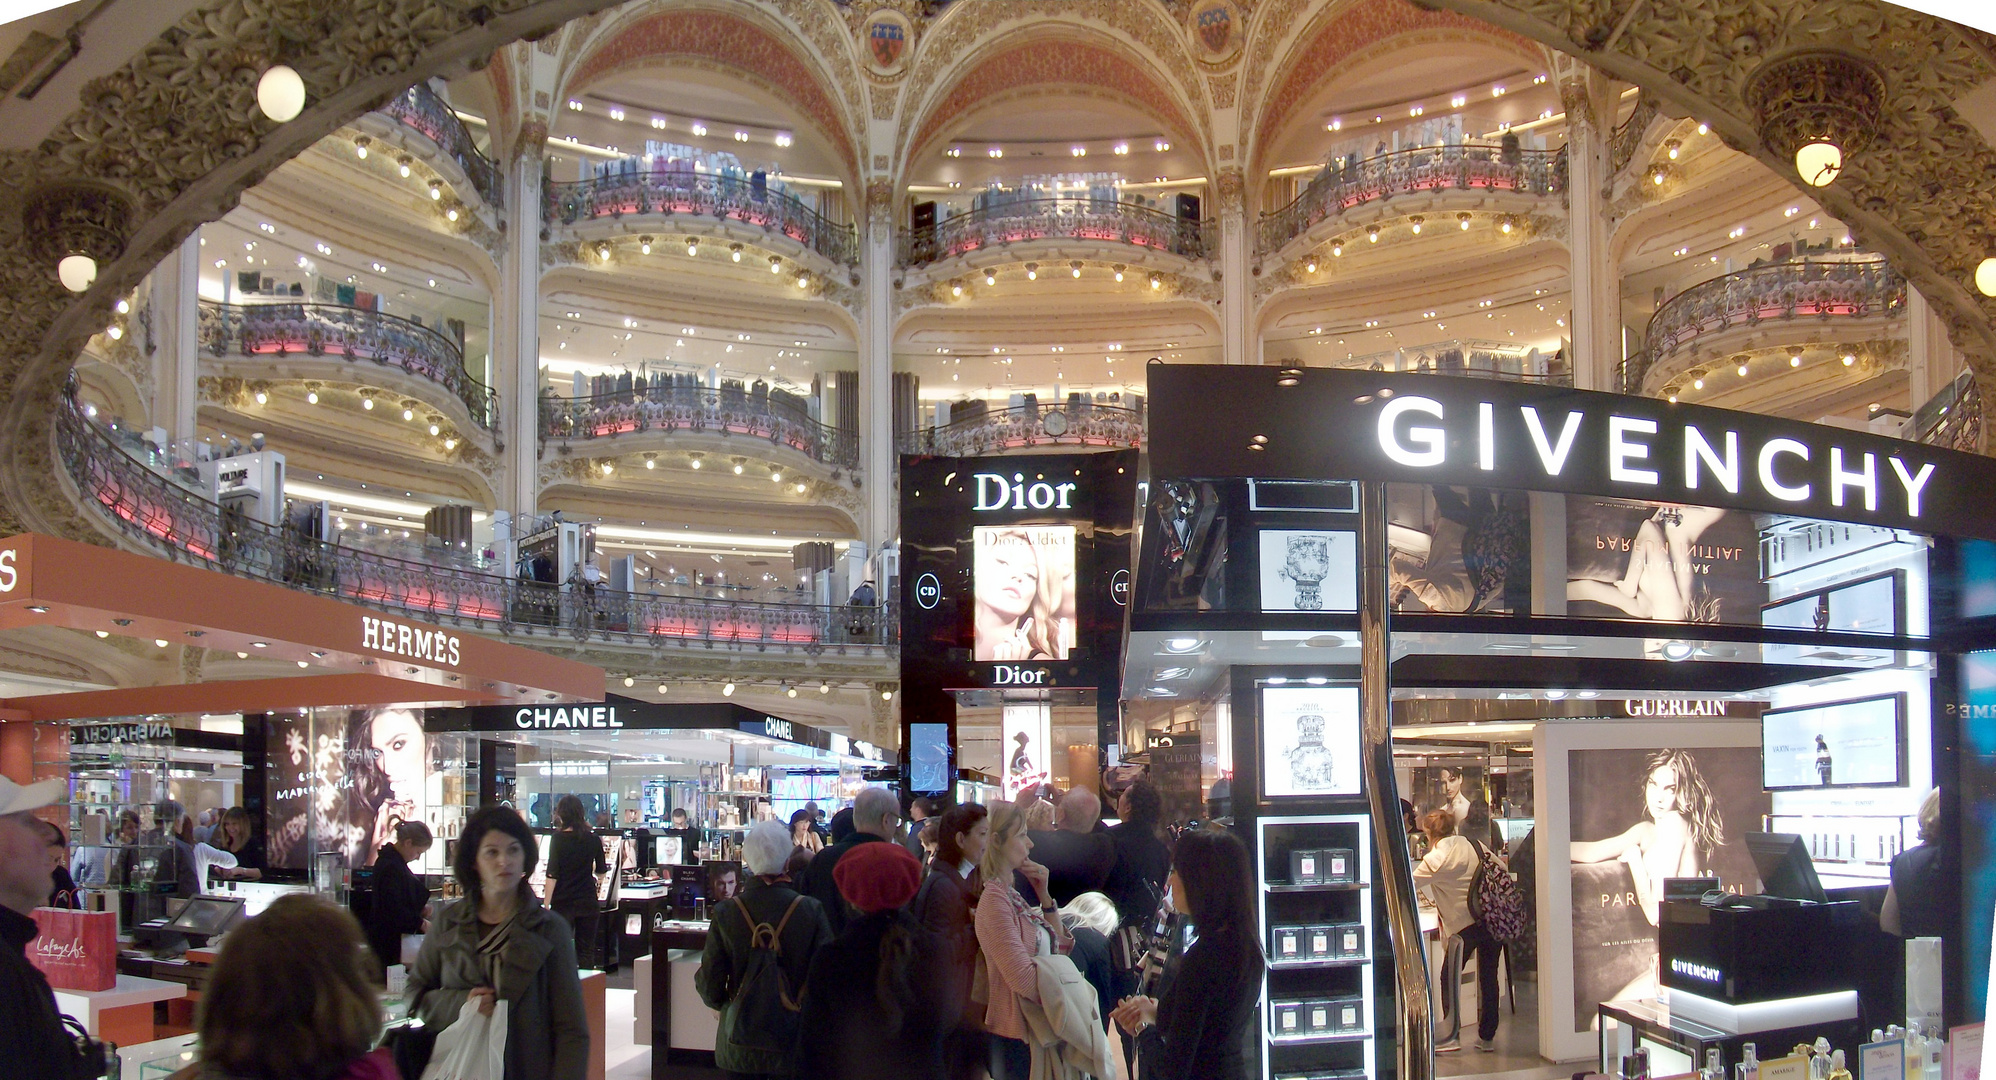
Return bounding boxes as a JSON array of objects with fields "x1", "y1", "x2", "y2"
[{"x1": 29, "y1": 907, "x2": 118, "y2": 991}]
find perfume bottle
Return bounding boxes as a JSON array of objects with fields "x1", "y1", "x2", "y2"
[
  {"x1": 1809, "y1": 1043, "x2": 1830, "y2": 1080},
  {"x1": 1906, "y1": 1022, "x2": 1924, "y2": 1080},
  {"x1": 1923, "y1": 1029, "x2": 1945, "y2": 1080},
  {"x1": 1734, "y1": 1043, "x2": 1760, "y2": 1080},
  {"x1": 1703, "y1": 1049, "x2": 1726, "y2": 1080},
  {"x1": 1827, "y1": 1050, "x2": 1850, "y2": 1080},
  {"x1": 1287, "y1": 713, "x2": 1336, "y2": 791}
]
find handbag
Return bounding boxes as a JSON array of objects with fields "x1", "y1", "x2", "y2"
[
  {"x1": 381, "y1": 1022, "x2": 438, "y2": 1080},
  {"x1": 419, "y1": 998, "x2": 509, "y2": 1080}
]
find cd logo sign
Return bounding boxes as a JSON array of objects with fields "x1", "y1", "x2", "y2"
[
  {"x1": 915, "y1": 573, "x2": 941, "y2": 610},
  {"x1": 1111, "y1": 569, "x2": 1130, "y2": 606}
]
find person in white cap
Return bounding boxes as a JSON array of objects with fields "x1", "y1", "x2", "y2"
[{"x1": 0, "y1": 774, "x2": 92, "y2": 1077}]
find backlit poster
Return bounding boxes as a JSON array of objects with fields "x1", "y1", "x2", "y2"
[
  {"x1": 1761, "y1": 694, "x2": 1905, "y2": 789},
  {"x1": 1567, "y1": 746, "x2": 1769, "y2": 1032},
  {"x1": 1260, "y1": 686, "x2": 1362, "y2": 798},
  {"x1": 1408, "y1": 764, "x2": 1490, "y2": 840},
  {"x1": 1002, "y1": 703, "x2": 1051, "y2": 799},
  {"x1": 1961, "y1": 650, "x2": 1996, "y2": 1019},
  {"x1": 1257, "y1": 529, "x2": 1357, "y2": 612},
  {"x1": 973, "y1": 525, "x2": 1076, "y2": 661},
  {"x1": 1565, "y1": 498, "x2": 1759, "y2": 624},
  {"x1": 1384, "y1": 485, "x2": 1531, "y2": 613},
  {"x1": 263, "y1": 707, "x2": 431, "y2": 871}
]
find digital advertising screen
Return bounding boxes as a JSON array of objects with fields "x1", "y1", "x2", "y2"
[
  {"x1": 1260, "y1": 686, "x2": 1362, "y2": 799},
  {"x1": 1002, "y1": 704, "x2": 1052, "y2": 799},
  {"x1": 908, "y1": 722, "x2": 953, "y2": 793},
  {"x1": 973, "y1": 524, "x2": 1077, "y2": 661},
  {"x1": 1761, "y1": 694, "x2": 1905, "y2": 790}
]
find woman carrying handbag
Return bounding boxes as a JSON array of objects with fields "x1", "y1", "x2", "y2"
[{"x1": 406, "y1": 807, "x2": 590, "y2": 1080}]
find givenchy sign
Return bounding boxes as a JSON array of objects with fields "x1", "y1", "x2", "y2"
[{"x1": 1145, "y1": 367, "x2": 1996, "y2": 540}]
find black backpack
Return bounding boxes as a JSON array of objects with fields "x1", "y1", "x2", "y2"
[{"x1": 721, "y1": 894, "x2": 807, "y2": 1056}]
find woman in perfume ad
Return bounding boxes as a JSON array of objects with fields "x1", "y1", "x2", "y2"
[
  {"x1": 1569, "y1": 749, "x2": 1724, "y2": 927},
  {"x1": 973, "y1": 526, "x2": 1075, "y2": 661},
  {"x1": 1566, "y1": 503, "x2": 1731, "y2": 622}
]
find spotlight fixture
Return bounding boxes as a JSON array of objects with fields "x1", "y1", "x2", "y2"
[
  {"x1": 397, "y1": 156, "x2": 412, "y2": 178},
  {"x1": 729, "y1": 242, "x2": 742, "y2": 262},
  {"x1": 686, "y1": 238, "x2": 699, "y2": 256},
  {"x1": 985, "y1": 270, "x2": 996, "y2": 286},
  {"x1": 429, "y1": 180, "x2": 442, "y2": 200},
  {"x1": 820, "y1": 681, "x2": 830, "y2": 693},
  {"x1": 1367, "y1": 225, "x2": 1380, "y2": 243},
  {"x1": 1113, "y1": 264, "x2": 1124, "y2": 282},
  {"x1": 624, "y1": 676, "x2": 635, "y2": 687},
  {"x1": 1331, "y1": 241, "x2": 1343, "y2": 257},
  {"x1": 1409, "y1": 216, "x2": 1424, "y2": 234},
  {"x1": 1977, "y1": 257, "x2": 1996, "y2": 297},
  {"x1": 951, "y1": 281, "x2": 963, "y2": 297},
  {"x1": 255, "y1": 65, "x2": 307, "y2": 122},
  {"x1": 1500, "y1": 218, "x2": 1513, "y2": 234},
  {"x1": 1744, "y1": 49, "x2": 1883, "y2": 188},
  {"x1": 354, "y1": 137, "x2": 370, "y2": 159},
  {"x1": 658, "y1": 683, "x2": 670, "y2": 694},
  {"x1": 1841, "y1": 351, "x2": 1856, "y2": 366},
  {"x1": 640, "y1": 236, "x2": 653, "y2": 254},
  {"x1": 1665, "y1": 140, "x2": 1682, "y2": 160},
  {"x1": 1458, "y1": 213, "x2": 1472, "y2": 230},
  {"x1": 254, "y1": 390, "x2": 268, "y2": 405},
  {"x1": 1026, "y1": 263, "x2": 1038, "y2": 281},
  {"x1": 1070, "y1": 261, "x2": 1082, "y2": 278},
  {"x1": 787, "y1": 686, "x2": 797, "y2": 698},
  {"x1": 722, "y1": 682, "x2": 736, "y2": 696},
  {"x1": 1148, "y1": 272, "x2": 1162, "y2": 290},
  {"x1": 1304, "y1": 258, "x2": 1316, "y2": 273},
  {"x1": 881, "y1": 689, "x2": 894, "y2": 702}
]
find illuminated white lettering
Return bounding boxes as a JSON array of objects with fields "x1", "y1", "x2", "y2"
[
  {"x1": 1758, "y1": 438, "x2": 1812, "y2": 502},
  {"x1": 1519, "y1": 407, "x2": 1582, "y2": 476},
  {"x1": 971, "y1": 473, "x2": 1077, "y2": 512},
  {"x1": 1377, "y1": 396, "x2": 1446, "y2": 467},
  {"x1": 991, "y1": 664, "x2": 1049, "y2": 686},
  {"x1": 1683, "y1": 427, "x2": 1740, "y2": 493},
  {"x1": 1477, "y1": 402, "x2": 1495, "y2": 471},
  {"x1": 1608, "y1": 416, "x2": 1659, "y2": 485},
  {"x1": 0, "y1": 549, "x2": 17, "y2": 592},
  {"x1": 1829, "y1": 448, "x2": 1877, "y2": 511},
  {"x1": 1890, "y1": 458, "x2": 1935, "y2": 517},
  {"x1": 361, "y1": 616, "x2": 379, "y2": 650}
]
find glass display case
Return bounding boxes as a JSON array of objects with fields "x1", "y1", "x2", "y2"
[{"x1": 1258, "y1": 813, "x2": 1376, "y2": 1080}]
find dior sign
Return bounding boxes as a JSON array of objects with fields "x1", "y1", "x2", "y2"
[{"x1": 973, "y1": 472, "x2": 1078, "y2": 512}]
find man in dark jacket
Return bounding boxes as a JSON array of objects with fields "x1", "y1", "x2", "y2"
[
  {"x1": 0, "y1": 776, "x2": 91, "y2": 1079},
  {"x1": 1030, "y1": 787, "x2": 1117, "y2": 906},
  {"x1": 696, "y1": 820, "x2": 832, "y2": 1078},
  {"x1": 800, "y1": 787, "x2": 899, "y2": 934},
  {"x1": 363, "y1": 821, "x2": 432, "y2": 977},
  {"x1": 1105, "y1": 779, "x2": 1171, "y2": 925}
]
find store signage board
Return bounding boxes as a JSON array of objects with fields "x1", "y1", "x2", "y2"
[
  {"x1": 1760, "y1": 1056, "x2": 1810, "y2": 1080},
  {"x1": 71, "y1": 720, "x2": 175, "y2": 744},
  {"x1": 1146, "y1": 366, "x2": 1996, "y2": 541},
  {"x1": 1861, "y1": 1039, "x2": 1906, "y2": 1080},
  {"x1": 427, "y1": 699, "x2": 883, "y2": 759}
]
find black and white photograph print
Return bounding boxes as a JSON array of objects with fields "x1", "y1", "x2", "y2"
[
  {"x1": 1565, "y1": 498, "x2": 1760, "y2": 625},
  {"x1": 1258, "y1": 529, "x2": 1358, "y2": 612},
  {"x1": 1261, "y1": 686, "x2": 1362, "y2": 798},
  {"x1": 1383, "y1": 484, "x2": 1531, "y2": 614},
  {"x1": 1566, "y1": 745, "x2": 1768, "y2": 1032}
]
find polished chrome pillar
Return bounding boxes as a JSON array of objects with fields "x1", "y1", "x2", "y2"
[{"x1": 1360, "y1": 479, "x2": 1432, "y2": 1080}]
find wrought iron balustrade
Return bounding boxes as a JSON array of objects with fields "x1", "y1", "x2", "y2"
[
  {"x1": 1642, "y1": 258, "x2": 1907, "y2": 377},
  {"x1": 539, "y1": 385, "x2": 858, "y2": 471},
  {"x1": 1256, "y1": 146, "x2": 1565, "y2": 254},
  {"x1": 897, "y1": 198, "x2": 1213, "y2": 267},
  {"x1": 54, "y1": 396, "x2": 891, "y2": 648},
  {"x1": 545, "y1": 171, "x2": 858, "y2": 267},
  {"x1": 1320, "y1": 340, "x2": 1571, "y2": 385},
  {"x1": 898, "y1": 403, "x2": 1144, "y2": 456},
  {"x1": 380, "y1": 83, "x2": 503, "y2": 210},
  {"x1": 199, "y1": 300, "x2": 497, "y2": 430},
  {"x1": 1909, "y1": 370, "x2": 1983, "y2": 454}
]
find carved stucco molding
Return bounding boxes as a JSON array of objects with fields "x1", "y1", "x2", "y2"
[{"x1": 0, "y1": 0, "x2": 632, "y2": 543}]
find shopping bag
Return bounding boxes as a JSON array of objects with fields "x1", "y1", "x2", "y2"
[
  {"x1": 29, "y1": 907, "x2": 117, "y2": 991},
  {"x1": 419, "y1": 997, "x2": 508, "y2": 1080}
]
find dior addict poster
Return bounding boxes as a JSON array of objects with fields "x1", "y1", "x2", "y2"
[
  {"x1": 1257, "y1": 529, "x2": 1357, "y2": 612},
  {"x1": 1566, "y1": 746, "x2": 1768, "y2": 1032},
  {"x1": 973, "y1": 525, "x2": 1077, "y2": 661},
  {"x1": 1261, "y1": 686, "x2": 1362, "y2": 798},
  {"x1": 1565, "y1": 498, "x2": 1761, "y2": 624}
]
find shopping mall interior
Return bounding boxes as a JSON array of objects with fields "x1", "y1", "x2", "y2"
[{"x1": 1, "y1": 0, "x2": 1994, "y2": 1078}]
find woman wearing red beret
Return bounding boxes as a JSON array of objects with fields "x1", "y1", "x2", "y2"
[{"x1": 797, "y1": 841, "x2": 961, "y2": 1078}]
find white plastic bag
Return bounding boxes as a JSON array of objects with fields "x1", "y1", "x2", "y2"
[{"x1": 420, "y1": 996, "x2": 508, "y2": 1080}]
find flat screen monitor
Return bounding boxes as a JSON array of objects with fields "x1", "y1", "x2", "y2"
[
  {"x1": 1761, "y1": 693, "x2": 1906, "y2": 790},
  {"x1": 164, "y1": 895, "x2": 245, "y2": 937},
  {"x1": 1746, "y1": 832, "x2": 1827, "y2": 904},
  {"x1": 909, "y1": 722, "x2": 952, "y2": 793},
  {"x1": 655, "y1": 835, "x2": 684, "y2": 867}
]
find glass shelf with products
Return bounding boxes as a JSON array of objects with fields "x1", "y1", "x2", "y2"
[{"x1": 1258, "y1": 813, "x2": 1376, "y2": 1080}]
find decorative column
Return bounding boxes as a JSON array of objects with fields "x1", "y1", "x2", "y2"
[
  {"x1": 1904, "y1": 285, "x2": 1961, "y2": 408},
  {"x1": 1216, "y1": 166, "x2": 1253, "y2": 365},
  {"x1": 858, "y1": 178, "x2": 896, "y2": 554},
  {"x1": 1558, "y1": 64, "x2": 1621, "y2": 392},
  {"x1": 493, "y1": 127, "x2": 546, "y2": 521},
  {"x1": 149, "y1": 233, "x2": 201, "y2": 442}
]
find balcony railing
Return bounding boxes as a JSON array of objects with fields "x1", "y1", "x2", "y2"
[
  {"x1": 54, "y1": 394, "x2": 891, "y2": 648},
  {"x1": 545, "y1": 172, "x2": 858, "y2": 267},
  {"x1": 1321, "y1": 340, "x2": 1571, "y2": 385},
  {"x1": 539, "y1": 385, "x2": 858, "y2": 471},
  {"x1": 897, "y1": 198, "x2": 1214, "y2": 268},
  {"x1": 380, "y1": 83, "x2": 503, "y2": 210},
  {"x1": 1257, "y1": 145, "x2": 1565, "y2": 254},
  {"x1": 199, "y1": 300, "x2": 497, "y2": 430},
  {"x1": 898, "y1": 403, "x2": 1144, "y2": 456},
  {"x1": 1910, "y1": 370, "x2": 1983, "y2": 454},
  {"x1": 1642, "y1": 258, "x2": 1907, "y2": 376}
]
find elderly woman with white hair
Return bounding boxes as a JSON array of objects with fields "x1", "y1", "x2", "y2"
[{"x1": 695, "y1": 819, "x2": 833, "y2": 1080}]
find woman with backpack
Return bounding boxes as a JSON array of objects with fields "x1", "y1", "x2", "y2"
[
  {"x1": 695, "y1": 819, "x2": 832, "y2": 1080},
  {"x1": 1412, "y1": 808, "x2": 1501, "y2": 1053}
]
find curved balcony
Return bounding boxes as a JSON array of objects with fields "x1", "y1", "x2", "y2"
[
  {"x1": 1256, "y1": 146, "x2": 1565, "y2": 255},
  {"x1": 897, "y1": 198, "x2": 1214, "y2": 269},
  {"x1": 1317, "y1": 339, "x2": 1572, "y2": 385},
  {"x1": 1910, "y1": 371, "x2": 1983, "y2": 454},
  {"x1": 199, "y1": 300, "x2": 497, "y2": 430},
  {"x1": 545, "y1": 172, "x2": 858, "y2": 267},
  {"x1": 1640, "y1": 258, "x2": 1907, "y2": 393},
  {"x1": 380, "y1": 83, "x2": 503, "y2": 210},
  {"x1": 54, "y1": 395, "x2": 891, "y2": 649},
  {"x1": 898, "y1": 403, "x2": 1144, "y2": 456},
  {"x1": 539, "y1": 385, "x2": 858, "y2": 472}
]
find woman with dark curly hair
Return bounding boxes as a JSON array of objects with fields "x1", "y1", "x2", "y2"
[{"x1": 547, "y1": 794, "x2": 607, "y2": 967}]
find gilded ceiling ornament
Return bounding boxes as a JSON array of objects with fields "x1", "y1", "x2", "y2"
[
  {"x1": 1743, "y1": 49, "x2": 1886, "y2": 186},
  {"x1": 859, "y1": 7, "x2": 916, "y2": 80},
  {"x1": 1187, "y1": 0, "x2": 1247, "y2": 68}
]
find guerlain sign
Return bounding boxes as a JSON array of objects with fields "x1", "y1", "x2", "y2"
[{"x1": 1146, "y1": 366, "x2": 1996, "y2": 541}]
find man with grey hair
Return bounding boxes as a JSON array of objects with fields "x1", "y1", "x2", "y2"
[
  {"x1": 696, "y1": 820, "x2": 831, "y2": 1078},
  {"x1": 800, "y1": 787, "x2": 901, "y2": 933},
  {"x1": 1032, "y1": 786, "x2": 1117, "y2": 906}
]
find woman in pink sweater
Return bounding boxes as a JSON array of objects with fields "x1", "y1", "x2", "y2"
[{"x1": 975, "y1": 799, "x2": 1075, "y2": 1080}]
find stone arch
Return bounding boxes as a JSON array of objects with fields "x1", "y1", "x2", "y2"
[{"x1": 554, "y1": 3, "x2": 864, "y2": 190}]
